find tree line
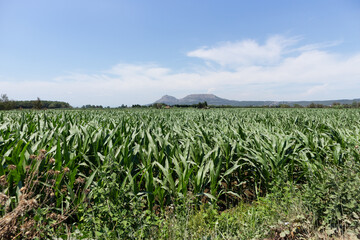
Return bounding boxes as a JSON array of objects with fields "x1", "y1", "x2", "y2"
[
  {"x1": 0, "y1": 94, "x2": 71, "y2": 110},
  {"x1": 133, "y1": 101, "x2": 360, "y2": 109},
  {"x1": 151, "y1": 101, "x2": 360, "y2": 109}
]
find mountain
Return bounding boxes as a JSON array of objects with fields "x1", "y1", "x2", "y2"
[
  {"x1": 155, "y1": 95, "x2": 179, "y2": 105},
  {"x1": 154, "y1": 94, "x2": 274, "y2": 106},
  {"x1": 178, "y1": 94, "x2": 234, "y2": 105},
  {"x1": 154, "y1": 94, "x2": 360, "y2": 107},
  {"x1": 154, "y1": 94, "x2": 276, "y2": 106}
]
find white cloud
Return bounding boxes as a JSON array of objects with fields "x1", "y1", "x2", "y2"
[
  {"x1": 1, "y1": 35, "x2": 360, "y2": 106},
  {"x1": 187, "y1": 35, "x2": 299, "y2": 66},
  {"x1": 107, "y1": 63, "x2": 171, "y2": 79}
]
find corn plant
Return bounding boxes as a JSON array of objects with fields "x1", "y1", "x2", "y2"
[{"x1": 0, "y1": 108, "x2": 359, "y2": 220}]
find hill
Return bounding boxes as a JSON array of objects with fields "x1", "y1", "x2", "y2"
[{"x1": 154, "y1": 94, "x2": 360, "y2": 107}]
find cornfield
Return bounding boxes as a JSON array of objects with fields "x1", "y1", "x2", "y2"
[{"x1": 1, "y1": 108, "x2": 360, "y2": 230}]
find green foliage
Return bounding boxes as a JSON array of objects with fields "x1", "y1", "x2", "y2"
[
  {"x1": 197, "y1": 101, "x2": 208, "y2": 109},
  {"x1": 303, "y1": 160, "x2": 360, "y2": 234},
  {"x1": 77, "y1": 158, "x2": 161, "y2": 239},
  {"x1": 152, "y1": 103, "x2": 167, "y2": 109},
  {"x1": 158, "y1": 188, "x2": 308, "y2": 240},
  {"x1": 1, "y1": 108, "x2": 360, "y2": 238},
  {"x1": 34, "y1": 97, "x2": 42, "y2": 110},
  {"x1": 0, "y1": 100, "x2": 71, "y2": 110}
]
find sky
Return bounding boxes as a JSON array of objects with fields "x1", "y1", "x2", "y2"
[{"x1": 0, "y1": 0, "x2": 360, "y2": 107}]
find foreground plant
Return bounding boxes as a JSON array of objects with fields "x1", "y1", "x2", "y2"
[
  {"x1": 0, "y1": 150, "x2": 92, "y2": 239},
  {"x1": 1, "y1": 108, "x2": 360, "y2": 238}
]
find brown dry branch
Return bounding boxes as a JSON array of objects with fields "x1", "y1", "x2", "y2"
[
  {"x1": 0, "y1": 150, "x2": 87, "y2": 240},
  {"x1": 0, "y1": 197, "x2": 38, "y2": 239}
]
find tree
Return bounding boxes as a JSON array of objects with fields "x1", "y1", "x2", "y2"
[
  {"x1": 34, "y1": 97, "x2": 42, "y2": 109},
  {"x1": 0, "y1": 94, "x2": 14, "y2": 110},
  {"x1": 279, "y1": 104, "x2": 291, "y2": 108},
  {"x1": 308, "y1": 103, "x2": 316, "y2": 108},
  {"x1": 352, "y1": 101, "x2": 359, "y2": 108},
  {"x1": 197, "y1": 101, "x2": 208, "y2": 109},
  {"x1": 153, "y1": 103, "x2": 165, "y2": 109},
  {"x1": 0, "y1": 94, "x2": 9, "y2": 102}
]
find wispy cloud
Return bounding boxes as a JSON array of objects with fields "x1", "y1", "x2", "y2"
[
  {"x1": 290, "y1": 40, "x2": 342, "y2": 53},
  {"x1": 1, "y1": 35, "x2": 359, "y2": 106},
  {"x1": 187, "y1": 35, "x2": 299, "y2": 67}
]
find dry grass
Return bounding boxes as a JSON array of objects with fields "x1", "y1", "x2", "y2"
[{"x1": 0, "y1": 150, "x2": 81, "y2": 240}]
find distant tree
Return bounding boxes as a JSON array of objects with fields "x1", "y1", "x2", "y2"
[
  {"x1": 0, "y1": 95, "x2": 70, "y2": 110},
  {"x1": 197, "y1": 101, "x2": 208, "y2": 109},
  {"x1": 331, "y1": 102, "x2": 343, "y2": 109},
  {"x1": 279, "y1": 104, "x2": 290, "y2": 108},
  {"x1": 308, "y1": 103, "x2": 316, "y2": 108},
  {"x1": 153, "y1": 103, "x2": 166, "y2": 109},
  {"x1": 351, "y1": 101, "x2": 359, "y2": 108},
  {"x1": 48, "y1": 103, "x2": 56, "y2": 108},
  {"x1": 293, "y1": 104, "x2": 303, "y2": 108},
  {"x1": 0, "y1": 94, "x2": 15, "y2": 110},
  {"x1": 0, "y1": 94, "x2": 9, "y2": 102},
  {"x1": 34, "y1": 97, "x2": 42, "y2": 109}
]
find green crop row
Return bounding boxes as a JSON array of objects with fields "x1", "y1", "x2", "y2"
[{"x1": 1, "y1": 108, "x2": 360, "y2": 238}]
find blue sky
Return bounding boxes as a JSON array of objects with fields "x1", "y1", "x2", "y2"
[{"x1": 1, "y1": 0, "x2": 360, "y2": 106}]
